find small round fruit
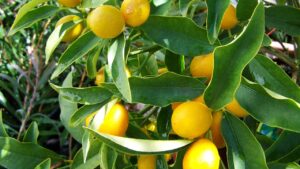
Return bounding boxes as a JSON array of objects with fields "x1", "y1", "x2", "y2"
[
  {"x1": 221, "y1": 4, "x2": 238, "y2": 30},
  {"x1": 55, "y1": 15, "x2": 83, "y2": 42},
  {"x1": 211, "y1": 111, "x2": 225, "y2": 149},
  {"x1": 121, "y1": 0, "x2": 150, "y2": 27},
  {"x1": 226, "y1": 98, "x2": 248, "y2": 117},
  {"x1": 87, "y1": 5, "x2": 125, "y2": 39},
  {"x1": 190, "y1": 53, "x2": 214, "y2": 80},
  {"x1": 138, "y1": 155, "x2": 156, "y2": 169},
  {"x1": 98, "y1": 103, "x2": 129, "y2": 136},
  {"x1": 58, "y1": 0, "x2": 81, "y2": 7},
  {"x1": 183, "y1": 139, "x2": 220, "y2": 169},
  {"x1": 171, "y1": 101, "x2": 212, "y2": 139}
]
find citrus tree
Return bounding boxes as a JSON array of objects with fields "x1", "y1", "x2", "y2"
[{"x1": 1, "y1": 0, "x2": 300, "y2": 168}]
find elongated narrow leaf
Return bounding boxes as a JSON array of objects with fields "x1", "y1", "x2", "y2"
[
  {"x1": 265, "y1": 6, "x2": 300, "y2": 36},
  {"x1": 237, "y1": 0, "x2": 258, "y2": 21},
  {"x1": 50, "y1": 84, "x2": 113, "y2": 105},
  {"x1": 206, "y1": 0, "x2": 230, "y2": 43},
  {"x1": 9, "y1": 0, "x2": 49, "y2": 34},
  {"x1": 221, "y1": 112, "x2": 268, "y2": 169},
  {"x1": 108, "y1": 35, "x2": 131, "y2": 102},
  {"x1": 9, "y1": 6, "x2": 59, "y2": 36},
  {"x1": 100, "y1": 144, "x2": 118, "y2": 169},
  {"x1": 237, "y1": 78, "x2": 300, "y2": 133},
  {"x1": 268, "y1": 162, "x2": 300, "y2": 169},
  {"x1": 129, "y1": 72, "x2": 206, "y2": 106},
  {"x1": 85, "y1": 128, "x2": 192, "y2": 155},
  {"x1": 51, "y1": 31, "x2": 101, "y2": 79},
  {"x1": 141, "y1": 16, "x2": 214, "y2": 56},
  {"x1": 45, "y1": 20, "x2": 82, "y2": 64},
  {"x1": 204, "y1": 3, "x2": 265, "y2": 110},
  {"x1": 0, "y1": 111, "x2": 8, "y2": 137},
  {"x1": 248, "y1": 55, "x2": 300, "y2": 103},
  {"x1": 34, "y1": 158, "x2": 51, "y2": 169},
  {"x1": 59, "y1": 73, "x2": 84, "y2": 143},
  {"x1": 86, "y1": 47, "x2": 101, "y2": 79},
  {"x1": 0, "y1": 137, "x2": 62, "y2": 169},
  {"x1": 23, "y1": 122, "x2": 39, "y2": 143},
  {"x1": 265, "y1": 131, "x2": 300, "y2": 162}
]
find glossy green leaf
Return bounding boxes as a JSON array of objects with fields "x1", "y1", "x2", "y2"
[
  {"x1": 141, "y1": 16, "x2": 214, "y2": 56},
  {"x1": 265, "y1": 6, "x2": 300, "y2": 36},
  {"x1": 262, "y1": 34, "x2": 272, "y2": 46},
  {"x1": 59, "y1": 73, "x2": 84, "y2": 143},
  {"x1": 0, "y1": 111, "x2": 8, "y2": 137},
  {"x1": 179, "y1": 0, "x2": 206, "y2": 16},
  {"x1": 51, "y1": 31, "x2": 102, "y2": 79},
  {"x1": 0, "y1": 137, "x2": 62, "y2": 169},
  {"x1": 71, "y1": 140, "x2": 102, "y2": 169},
  {"x1": 85, "y1": 127, "x2": 192, "y2": 155},
  {"x1": 237, "y1": 78, "x2": 300, "y2": 133},
  {"x1": 206, "y1": 0, "x2": 230, "y2": 43},
  {"x1": 23, "y1": 122, "x2": 39, "y2": 143},
  {"x1": 157, "y1": 107, "x2": 172, "y2": 139},
  {"x1": 268, "y1": 162, "x2": 300, "y2": 169},
  {"x1": 45, "y1": 20, "x2": 82, "y2": 64},
  {"x1": 34, "y1": 158, "x2": 51, "y2": 169},
  {"x1": 86, "y1": 47, "x2": 101, "y2": 79},
  {"x1": 248, "y1": 55, "x2": 300, "y2": 103},
  {"x1": 165, "y1": 51, "x2": 185, "y2": 74},
  {"x1": 139, "y1": 54, "x2": 159, "y2": 76},
  {"x1": 265, "y1": 131, "x2": 300, "y2": 162},
  {"x1": 9, "y1": 0, "x2": 49, "y2": 35},
  {"x1": 81, "y1": 0, "x2": 108, "y2": 8},
  {"x1": 50, "y1": 84, "x2": 113, "y2": 105},
  {"x1": 100, "y1": 144, "x2": 118, "y2": 169},
  {"x1": 129, "y1": 72, "x2": 206, "y2": 106},
  {"x1": 204, "y1": 3, "x2": 265, "y2": 110},
  {"x1": 8, "y1": 6, "x2": 59, "y2": 36},
  {"x1": 108, "y1": 35, "x2": 131, "y2": 102},
  {"x1": 255, "y1": 134, "x2": 274, "y2": 150},
  {"x1": 221, "y1": 112, "x2": 268, "y2": 169},
  {"x1": 277, "y1": 147, "x2": 300, "y2": 163},
  {"x1": 236, "y1": 0, "x2": 258, "y2": 21},
  {"x1": 82, "y1": 131, "x2": 91, "y2": 163},
  {"x1": 151, "y1": 0, "x2": 172, "y2": 15}
]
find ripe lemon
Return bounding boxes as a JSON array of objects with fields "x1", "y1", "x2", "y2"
[
  {"x1": 121, "y1": 0, "x2": 150, "y2": 27},
  {"x1": 55, "y1": 15, "x2": 83, "y2": 42},
  {"x1": 190, "y1": 53, "x2": 214, "y2": 80},
  {"x1": 226, "y1": 98, "x2": 248, "y2": 117},
  {"x1": 87, "y1": 5, "x2": 125, "y2": 39},
  {"x1": 211, "y1": 111, "x2": 225, "y2": 149},
  {"x1": 171, "y1": 101, "x2": 212, "y2": 139},
  {"x1": 58, "y1": 0, "x2": 81, "y2": 7},
  {"x1": 221, "y1": 4, "x2": 238, "y2": 30},
  {"x1": 98, "y1": 103, "x2": 129, "y2": 136},
  {"x1": 183, "y1": 139, "x2": 220, "y2": 169},
  {"x1": 138, "y1": 155, "x2": 156, "y2": 169}
]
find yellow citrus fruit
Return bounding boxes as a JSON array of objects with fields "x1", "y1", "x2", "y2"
[
  {"x1": 171, "y1": 94, "x2": 205, "y2": 111},
  {"x1": 55, "y1": 15, "x2": 83, "y2": 42},
  {"x1": 58, "y1": 0, "x2": 81, "y2": 7},
  {"x1": 171, "y1": 101, "x2": 212, "y2": 139},
  {"x1": 121, "y1": 0, "x2": 150, "y2": 27},
  {"x1": 190, "y1": 53, "x2": 214, "y2": 80},
  {"x1": 211, "y1": 111, "x2": 225, "y2": 149},
  {"x1": 138, "y1": 155, "x2": 156, "y2": 169},
  {"x1": 221, "y1": 4, "x2": 238, "y2": 30},
  {"x1": 226, "y1": 98, "x2": 248, "y2": 117},
  {"x1": 158, "y1": 68, "x2": 168, "y2": 74},
  {"x1": 98, "y1": 103, "x2": 129, "y2": 136},
  {"x1": 87, "y1": 5, "x2": 125, "y2": 39},
  {"x1": 183, "y1": 139, "x2": 220, "y2": 169}
]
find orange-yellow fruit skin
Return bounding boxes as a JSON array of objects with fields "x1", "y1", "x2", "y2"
[
  {"x1": 138, "y1": 155, "x2": 156, "y2": 169},
  {"x1": 183, "y1": 139, "x2": 220, "y2": 169},
  {"x1": 55, "y1": 15, "x2": 83, "y2": 42},
  {"x1": 226, "y1": 98, "x2": 248, "y2": 117},
  {"x1": 121, "y1": 0, "x2": 150, "y2": 27},
  {"x1": 171, "y1": 94, "x2": 205, "y2": 111},
  {"x1": 98, "y1": 103, "x2": 129, "y2": 136},
  {"x1": 58, "y1": 0, "x2": 81, "y2": 7},
  {"x1": 87, "y1": 5, "x2": 125, "y2": 39},
  {"x1": 171, "y1": 101, "x2": 212, "y2": 139},
  {"x1": 95, "y1": 67, "x2": 105, "y2": 85},
  {"x1": 211, "y1": 111, "x2": 225, "y2": 149},
  {"x1": 190, "y1": 53, "x2": 214, "y2": 80},
  {"x1": 221, "y1": 4, "x2": 238, "y2": 30},
  {"x1": 158, "y1": 68, "x2": 168, "y2": 75}
]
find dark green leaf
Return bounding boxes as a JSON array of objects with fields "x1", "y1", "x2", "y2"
[
  {"x1": 165, "y1": 51, "x2": 185, "y2": 74},
  {"x1": 204, "y1": 3, "x2": 265, "y2": 110},
  {"x1": 100, "y1": 144, "x2": 118, "y2": 169},
  {"x1": 268, "y1": 162, "x2": 300, "y2": 169},
  {"x1": 51, "y1": 31, "x2": 102, "y2": 79},
  {"x1": 236, "y1": 0, "x2": 258, "y2": 21},
  {"x1": 170, "y1": 148, "x2": 188, "y2": 169},
  {"x1": 255, "y1": 134, "x2": 274, "y2": 150},
  {"x1": 221, "y1": 112, "x2": 268, "y2": 169},
  {"x1": 34, "y1": 158, "x2": 51, "y2": 169},
  {"x1": 23, "y1": 121, "x2": 39, "y2": 143},
  {"x1": 206, "y1": 0, "x2": 230, "y2": 43},
  {"x1": 156, "y1": 155, "x2": 168, "y2": 169},
  {"x1": 141, "y1": 16, "x2": 214, "y2": 56},
  {"x1": 139, "y1": 54, "x2": 159, "y2": 76},
  {"x1": 262, "y1": 34, "x2": 272, "y2": 46},
  {"x1": 130, "y1": 72, "x2": 206, "y2": 106},
  {"x1": 0, "y1": 111, "x2": 8, "y2": 137},
  {"x1": 157, "y1": 107, "x2": 172, "y2": 139}
]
